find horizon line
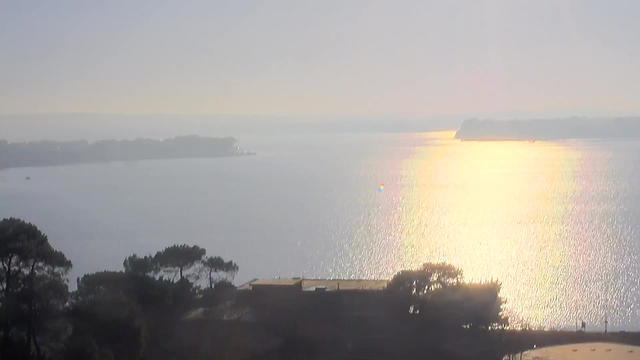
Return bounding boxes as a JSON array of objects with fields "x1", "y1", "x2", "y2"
[{"x1": 2, "y1": 111, "x2": 640, "y2": 120}]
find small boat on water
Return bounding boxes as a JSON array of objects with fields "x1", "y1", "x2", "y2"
[{"x1": 25, "y1": 176, "x2": 31, "y2": 180}]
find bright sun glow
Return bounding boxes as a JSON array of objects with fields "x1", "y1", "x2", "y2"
[{"x1": 392, "y1": 132, "x2": 591, "y2": 328}]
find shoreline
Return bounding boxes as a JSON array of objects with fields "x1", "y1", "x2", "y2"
[{"x1": 0, "y1": 152, "x2": 257, "y2": 171}]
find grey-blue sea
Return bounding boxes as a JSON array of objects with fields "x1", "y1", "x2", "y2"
[{"x1": 2, "y1": 131, "x2": 640, "y2": 330}]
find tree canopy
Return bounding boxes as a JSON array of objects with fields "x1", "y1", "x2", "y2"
[
  {"x1": 387, "y1": 262, "x2": 506, "y2": 330},
  {"x1": 152, "y1": 244, "x2": 206, "y2": 281},
  {"x1": 0, "y1": 136, "x2": 241, "y2": 170},
  {"x1": 0, "y1": 218, "x2": 72, "y2": 359},
  {"x1": 387, "y1": 262, "x2": 463, "y2": 296},
  {"x1": 0, "y1": 217, "x2": 244, "y2": 360},
  {"x1": 202, "y1": 256, "x2": 239, "y2": 289},
  {"x1": 0, "y1": 217, "x2": 516, "y2": 360},
  {"x1": 123, "y1": 254, "x2": 156, "y2": 276}
]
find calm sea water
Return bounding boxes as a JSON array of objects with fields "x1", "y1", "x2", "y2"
[{"x1": 2, "y1": 131, "x2": 640, "y2": 330}]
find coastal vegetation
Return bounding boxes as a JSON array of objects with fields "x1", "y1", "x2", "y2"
[
  {"x1": 0, "y1": 136, "x2": 252, "y2": 170},
  {"x1": 0, "y1": 217, "x2": 635, "y2": 360},
  {"x1": 0, "y1": 217, "x2": 238, "y2": 360}
]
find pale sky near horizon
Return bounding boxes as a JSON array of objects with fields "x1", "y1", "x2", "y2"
[{"x1": 1, "y1": 1, "x2": 639, "y2": 116}]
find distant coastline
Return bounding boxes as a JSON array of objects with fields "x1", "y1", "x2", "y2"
[
  {"x1": 455, "y1": 117, "x2": 640, "y2": 140},
  {"x1": 0, "y1": 135, "x2": 254, "y2": 170}
]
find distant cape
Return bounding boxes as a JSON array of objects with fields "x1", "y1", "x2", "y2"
[
  {"x1": 0, "y1": 135, "x2": 253, "y2": 170},
  {"x1": 454, "y1": 117, "x2": 640, "y2": 140}
]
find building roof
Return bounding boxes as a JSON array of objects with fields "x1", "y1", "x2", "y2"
[
  {"x1": 302, "y1": 279, "x2": 388, "y2": 291},
  {"x1": 238, "y1": 278, "x2": 388, "y2": 291},
  {"x1": 237, "y1": 278, "x2": 302, "y2": 290}
]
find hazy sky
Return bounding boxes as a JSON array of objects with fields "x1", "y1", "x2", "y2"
[{"x1": 1, "y1": 1, "x2": 639, "y2": 116}]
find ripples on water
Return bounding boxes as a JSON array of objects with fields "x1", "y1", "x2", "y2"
[{"x1": 1, "y1": 131, "x2": 640, "y2": 330}]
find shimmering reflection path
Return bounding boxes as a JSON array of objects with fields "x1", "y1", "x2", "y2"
[
  {"x1": 2, "y1": 131, "x2": 640, "y2": 330},
  {"x1": 389, "y1": 133, "x2": 640, "y2": 330}
]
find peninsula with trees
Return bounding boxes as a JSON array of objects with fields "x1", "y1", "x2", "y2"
[{"x1": 0, "y1": 135, "x2": 254, "y2": 170}]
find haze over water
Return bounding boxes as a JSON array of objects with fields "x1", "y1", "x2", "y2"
[{"x1": 2, "y1": 131, "x2": 640, "y2": 330}]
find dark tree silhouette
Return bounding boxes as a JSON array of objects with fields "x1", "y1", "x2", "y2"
[
  {"x1": 68, "y1": 265, "x2": 201, "y2": 360},
  {"x1": 0, "y1": 136, "x2": 243, "y2": 170},
  {"x1": 0, "y1": 218, "x2": 72, "y2": 359},
  {"x1": 23, "y1": 273, "x2": 70, "y2": 358},
  {"x1": 74, "y1": 271, "x2": 129, "y2": 300},
  {"x1": 68, "y1": 278, "x2": 148, "y2": 360},
  {"x1": 0, "y1": 219, "x2": 516, "y2": 360},
  {"x1": 123, "y1": 254, "x2": 156, "y2": 276},
  {"x1": 202, "y1": 256, "x2": 238, "y2": 289},
  {"x1": 387, "y1": 262, "x2": 506, "y2": 331},
  {"x1": 153, "y1": 244, "x2": 206, "y2": 281},
  {"x1": 387, "y1": 262, "x2": 462, "y2": 295}
]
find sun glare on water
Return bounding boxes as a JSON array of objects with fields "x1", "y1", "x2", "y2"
[{"x1": 389, "y1": 131, "x2": 599, "y2": 328}]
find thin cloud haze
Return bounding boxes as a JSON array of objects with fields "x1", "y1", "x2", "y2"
[{"x1": 1, "y1": 1, "x2": 640, "y2": 116}]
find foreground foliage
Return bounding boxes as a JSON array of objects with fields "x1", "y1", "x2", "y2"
[
  {"x1": 0, "y1": 218, "x2": 238, "y2": 360},
  {"x1": 1, "y1": 217, "x2": 514, "y2": 360}
]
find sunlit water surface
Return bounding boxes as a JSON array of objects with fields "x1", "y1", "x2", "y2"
[{"x1": 2, "y1": 131, "x2": 640, "y2": 330}]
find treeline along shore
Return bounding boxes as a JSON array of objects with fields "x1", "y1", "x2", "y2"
[
  {"x1": 1, "y1": 217, "x2": 639, "y2": 360},
  {"x1": 0, "y1": 135, "x2": 254, "y2": 170}
]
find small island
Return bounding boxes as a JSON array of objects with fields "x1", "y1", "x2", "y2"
[
  {"x1": 0, "y1": 135, "x2": 255, "y2": 170},
  {"x1": 455, "y1": 117, "x2": 640, "y2": 140}
]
